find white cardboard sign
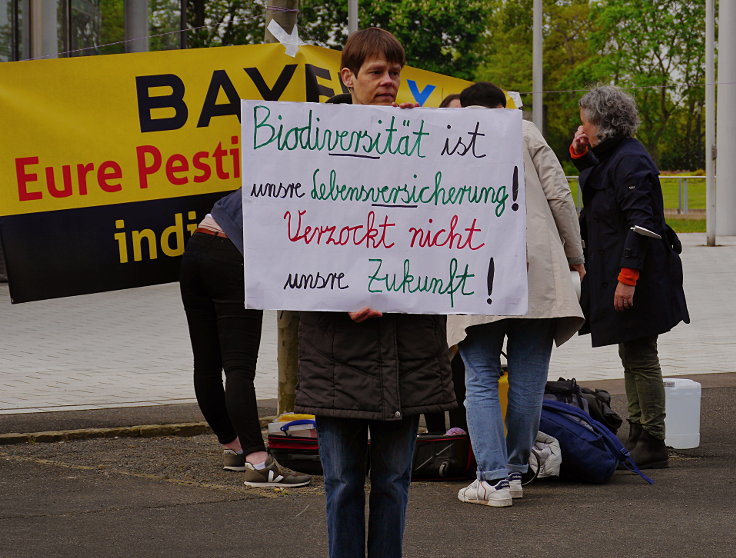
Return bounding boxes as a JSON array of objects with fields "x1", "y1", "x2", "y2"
[{"x1": 241, "y1": 100, "x2": 527, "y2": 315}]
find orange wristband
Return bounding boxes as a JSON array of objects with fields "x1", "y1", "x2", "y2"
[
  {"x1": 569, "y1": 144, "x2": 589, "y2": 159},
  {"x1": 618, "y1": 267, "x2": 640, "y2": 286}
]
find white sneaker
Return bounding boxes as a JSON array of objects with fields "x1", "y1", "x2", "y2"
[
  {"x1": 507, "y1": 472, "x2": 523, "y2": 499},
  {"x1": 458, "y1": 479, "x2": 512, "y2": 507}
]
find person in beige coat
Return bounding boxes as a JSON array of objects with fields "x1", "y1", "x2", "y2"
[{"x1": 452, "y1": 82, "x2": 585, "y2": 508}]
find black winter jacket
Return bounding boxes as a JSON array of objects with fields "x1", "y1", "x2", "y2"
[
  {"x1": 295, "y1": 311, "x2": 456, "y2": 420},
  {"x1": 573, "y1": 137, "x2": 689, "y2": 347}
]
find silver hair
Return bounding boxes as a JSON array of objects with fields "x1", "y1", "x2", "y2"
[{"x1": 579, "y1": 85, "x2": 640, "y2": 143}]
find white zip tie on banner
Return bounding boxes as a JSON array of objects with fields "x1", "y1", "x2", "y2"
[{"x1": 267, "y1": 19, "x2": 306, "y2": 57}]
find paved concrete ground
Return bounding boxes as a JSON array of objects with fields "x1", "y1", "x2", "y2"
[
  {"x1": 1, "y1": 379, "x2": 735, "y2": 557},
  {"x1": 1, "y1": 233, "x2": 735, "y2": 416},
  {"x1": 1, "y1": 233, "x2": 736, "y2": 556},
  {"x1": 0, "y1": 286, "x2": 278, "y2": 414}
]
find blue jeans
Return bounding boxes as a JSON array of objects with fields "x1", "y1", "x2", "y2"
[
  {"x1": 460, "y1": 319, "x2": 554, "y2": 481},
  {"x1": 316, "y1": 415, "x2": 419, "y2": 558}
]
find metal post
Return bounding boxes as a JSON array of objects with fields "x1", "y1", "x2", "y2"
[
  {"x1": 532, "y1": 0, "x2": 543, "y2": 133},
  {"x1": 348, "y1": 0, "x2": 358, "y2": 34},
  {"x1": 62, "y1": 0, "x2": 71, "y2": 56},
  {"x1": 716, "y1": 0, "x2": 736, "y2": 235},
  {"x1": 30, "y1": 0, "x2": 58, "y2": 59},
  {"x1": 678, "y1": 177, "x2": 683, "y2": 214},
  {"x1": 264, "y1": 1, "x2": 300, "y2": 415},
  {"x1": 684, "y1": 179, "x2": 689, "y2": 215},
  {"x1": 180, "y1": 0, "x2": 188, "y2": 49},
  {"x1": 11, "y1": 0, "x2": 19, "y2": 60},
  {"x1": 125, "y1": 0, "x2": 149, "y2": 53},
  {"x1": 705, "y1": 0, "x2": 716, "y2": 244}
]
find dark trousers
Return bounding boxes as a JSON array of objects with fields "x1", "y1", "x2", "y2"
[
  {"x1": 424, "y1": 352, "x2": 467, "y2": 434},
  {"x1": 179, "y1": 232, "x2": 265, "y2": 455},
  {"x1": 619, "y1": 335, "x2": 666, "y2": 440}
]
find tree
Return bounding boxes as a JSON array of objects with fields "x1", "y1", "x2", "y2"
[
  {"x1": 300, "y1": 1, "x2": 494, "y2": 80},
  {"x1": 475, "y1": 0, "x2": 706, "y2": 170},
  {"x1": 474, "y1": 0, "x2": 534, "y2": 94},
  {"x1": 99, "y1": 0, "x2": 125, "y2": 55},
  {"x1": 184, "y1": 0, "x2": 265, "y2": 49},
  {"x1": 361, "y1": 0, "x2": 492, "y2": 80},
  {"x1": 148, "y1": 0, "x2": 183, "y2": 50},
  {"x1": 474, "y1": 0, "x2": 594, "y2": 163},
  {"x1": 179, "y1": 1, "x2": 491, "y2": 80},
  {"x1": 576, "y1": 0, "x2": 706, "y2": 168},
  {"x1": 543, "y1": 0, "x2": 597, "y2": 160}
]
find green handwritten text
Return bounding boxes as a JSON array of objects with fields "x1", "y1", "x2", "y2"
[
  {"x1": 367, "y1": 258, "x2": 475, "y2": 308},
  {"x1": 252, "y1": 105, "x2": 428, "y2": 158},
  {"x1": 311, "y1": 168, "x2": 509, "y2": 216}
]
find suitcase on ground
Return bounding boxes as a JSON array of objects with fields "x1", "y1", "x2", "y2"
[
  {"x1": 268, "y1": 433, "x2": 323, "y2": 475},
  {"x1": 268, "y1": 421, "x2": 477, "y2": 480},
  {"x1": 267, "y1": 418, "x2": 323, "y2": 475},
  {"x1": 411, "y1": 433, "x2": 476, "y2": 481}
]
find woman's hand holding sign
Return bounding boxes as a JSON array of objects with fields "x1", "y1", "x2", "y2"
[{"x1": 349, "y1": 307, "x2": 384, "y2": 323}]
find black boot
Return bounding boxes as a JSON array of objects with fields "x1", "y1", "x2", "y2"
[
  {"x1": 624, "y1": 420, "x2": 642, "y2": 451},
  {"x1": 630, "y1": 429, "x2": 669, "y2": 469}
]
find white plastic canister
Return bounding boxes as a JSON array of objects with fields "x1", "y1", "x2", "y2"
[{"x1": 663, "y1": 378, "x2": 701, "y2": 449}]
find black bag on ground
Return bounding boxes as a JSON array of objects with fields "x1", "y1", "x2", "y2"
[
  {"x1": 411, "y1": 433, "x2": 476, "y2": 481},
  {"x1": 544, "y1": 377, "x2": 623, "y2": 434}
]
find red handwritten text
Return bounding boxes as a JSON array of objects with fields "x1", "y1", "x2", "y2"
[
  {"x1": 284, "y1": 209, "x2": 396, "y2": 248},
  {"x1": 409, "y1": 215, "x2": 485, "y2": 250}
]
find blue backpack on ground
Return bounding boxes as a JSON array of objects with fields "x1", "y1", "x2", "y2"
[{"x1": 540, "y1": 400, "x2": 653, "y2": 484}]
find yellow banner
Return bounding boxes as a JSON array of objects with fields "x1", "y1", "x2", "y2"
[{"x1": 0, "y1": 43, "x2": 476, "y2": 217}]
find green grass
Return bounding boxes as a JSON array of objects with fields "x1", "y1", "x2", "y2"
[
  {"x1": 660, "y1": 176, "x2": 706, "y2": 210},
  {"x1": 565, "y1": 177, "x2": 707, "y2": 233},
  {"x1": 566, "y1": 176, "x2": 705, "y2": 211},
  {"x1": 665, "y1": 219, "x2": 705, "y2": 233}
]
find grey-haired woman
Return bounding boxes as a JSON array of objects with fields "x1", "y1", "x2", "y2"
[{"x1": 570, "y1": 85, "x2": 689, "y2": 469}]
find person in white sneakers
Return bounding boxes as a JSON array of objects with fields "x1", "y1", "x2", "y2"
[{"x1": 449, "y1": 82, "x2": 585, "y2": 507}]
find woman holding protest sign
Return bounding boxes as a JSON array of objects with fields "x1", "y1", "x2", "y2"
[
  {"x1": 295, "y1": 28, "x2": 456, "y2": 558},
  {"x1": 179, "y1": 188, "x2": 311, "y2": 487}
]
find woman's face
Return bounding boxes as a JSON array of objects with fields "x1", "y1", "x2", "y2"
[
  {"x1": 341, "y1": 55, "x2": 401, "y2": 106},
  {"x1": 580, "y1": 108, "x2": 601, "y2": 147}
]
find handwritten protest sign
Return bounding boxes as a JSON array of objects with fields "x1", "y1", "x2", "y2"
[{"x1": 240, "y1": 100, "x2": 527, "y2": 315}]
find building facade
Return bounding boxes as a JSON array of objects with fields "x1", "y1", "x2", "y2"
[{"x1": 0, "y1": 0, "x2": 183, "y2": 63}]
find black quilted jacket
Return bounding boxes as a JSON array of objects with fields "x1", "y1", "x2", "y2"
[{"x1": 295, "y1": 312, "x2": 456, "y2": 421}]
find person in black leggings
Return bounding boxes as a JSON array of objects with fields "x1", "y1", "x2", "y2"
[{"x1": 180, "y1": 189, "x2": 310, "y2": 487}]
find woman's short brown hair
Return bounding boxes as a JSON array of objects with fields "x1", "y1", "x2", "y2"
[
  {"x1": 341, "y1": 27, "x2": 406, "y2": 76},
  {"x1": 439, "y1": 93, "x2": 461, "y2": 108}
]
